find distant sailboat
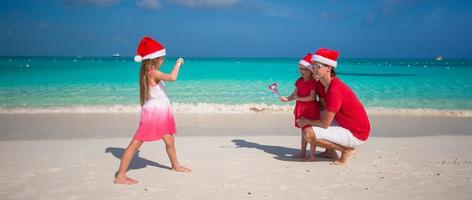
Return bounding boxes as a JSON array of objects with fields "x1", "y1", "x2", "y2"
[
  {"x1": 435, "y1": 55, "x2": 443, "y2": 61},
  {"x1": 112, "y1": 53, "x2": 121, "y2": 58},
  {"x1": 77, "y1": 49, "x2": 82, "y2": 58}
]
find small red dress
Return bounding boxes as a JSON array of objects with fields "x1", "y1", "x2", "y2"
[{"x1": 294, "y1": 78, "x2": 320, "y2": 128}]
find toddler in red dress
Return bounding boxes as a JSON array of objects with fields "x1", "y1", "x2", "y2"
[{"x1": 280, "y1": 53, "x2": 321, "y2": 161}]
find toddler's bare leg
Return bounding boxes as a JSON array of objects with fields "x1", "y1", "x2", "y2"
[
  {"x1": 163, "y1": 134, "x2": 191, "y2": 172},
  {"x1": 292, "y1": 130, "x2": 307, "y2": 158},
  {"x1": 114, "y1": 139, "x2": 143, "y2": 185},
  {"x1": 304, "y1": 144, "x2": 316, "y2": 162}
]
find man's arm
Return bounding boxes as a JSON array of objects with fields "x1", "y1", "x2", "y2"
[
  {"x1": 319, "y1": 98, "x2": 326, "y2": 111},
  {"x1": 297, "y1": 111, "x2": 335, "y2": 128}
]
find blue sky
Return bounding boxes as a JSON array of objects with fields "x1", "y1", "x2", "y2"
[{"x1": 1, "y1": 0, "x2": 471, "y2": 58}]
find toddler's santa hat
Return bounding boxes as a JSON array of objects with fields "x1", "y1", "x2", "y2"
[
  {"x1": 299, "y1": 53, "x2": 313, "y2": 70},
  {"x1": 312, "y1": 48, "x2": 339, "y2": 67},
  {"x1": 134, "y1": 36, "x2": 166, "y2": 63}
]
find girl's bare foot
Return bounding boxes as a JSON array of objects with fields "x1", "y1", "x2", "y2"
[
  {"x1": 334, "y1": 149, "x2": 356, "y2": 166},
  {"x1": 114, "y1": 174, "x2": 138, "y2": 185},
  {"x1": 304, "y1": 156, "x2": 316, "y2": 162},
  {"x1": 172, "y1": 165, "x2": 191, "y2": 173},
  {"x1": 291, "y1": 152, "x2": 306, "y2": 159}
]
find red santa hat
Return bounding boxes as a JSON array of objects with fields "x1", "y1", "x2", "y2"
[
  {"x1": 312, "y1": 48, "x2": 339, "y2": 67},
  {"x1": 134, "y1": 36, "x2": 166, "y2": 63},
  {"x1": 299, "y1": 53, "x2": 313, "y2": 70}
]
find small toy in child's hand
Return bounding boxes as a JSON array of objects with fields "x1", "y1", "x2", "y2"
[
  {"x1": 177, "y1": 58, "x2": 184, "y2": 65},
  {"x1": 268, "y1": 82, "x2": 279, "y2": 96}
]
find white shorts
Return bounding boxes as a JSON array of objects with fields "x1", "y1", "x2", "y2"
[{"x1": 312, "y1": 126, "x2": 364, "y2": 148}]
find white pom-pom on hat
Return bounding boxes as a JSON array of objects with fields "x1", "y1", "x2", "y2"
[{"x1": 134, "y1": 55, "x2": 143, "y2": 63}]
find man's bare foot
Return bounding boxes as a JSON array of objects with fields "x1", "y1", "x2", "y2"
[
  {"x1": 291, "y1": 152, "x2": 306, "y2": 159},
  {"x1": 172, "y1": 165, "x2": 191, "y2": 173},
  {"x1": 114, "y1": 174, "x2": 138, "y2": 185},
  {"x1": 304, "y1": 156, "x2": 316, "y2": 162},
  {"x1": 317, "y1": 150, "x2": 339, "y2": 160},
  {"x1": 334, "y1": 149, "x2": 356, "y2": 166}
]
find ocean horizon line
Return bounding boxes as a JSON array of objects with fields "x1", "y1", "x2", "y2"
[{"x1": 2, "y1": 56, "x2": 472, "y2": 60}]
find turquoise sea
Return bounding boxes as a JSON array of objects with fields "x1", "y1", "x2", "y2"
[{"x1": 0, "y1": 57, "x2": 471, "y2": 115}]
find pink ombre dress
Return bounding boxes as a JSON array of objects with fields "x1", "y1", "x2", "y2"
[{"x1": 134, "y1": 81, "x2": 176, "y2": 141}]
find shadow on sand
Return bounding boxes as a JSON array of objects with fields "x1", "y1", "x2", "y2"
[
  {"x1": 231, "y1": 139, "x2": 334, "y2": 162},
  {"x1": 105, "y1": 147, "x2": 172, "y2": 171}
]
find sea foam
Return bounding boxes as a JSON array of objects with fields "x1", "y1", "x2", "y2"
[{"x1": 0, "y1": 103, "x2": 471, "y2": 117}]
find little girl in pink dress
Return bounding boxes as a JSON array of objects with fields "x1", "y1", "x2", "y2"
[
  {"x1": 134, "y1": 78, "x2": 176, "y2": 141},
  {"x1": 114, "y1": 36, "x2": 190, "y2": 185}
]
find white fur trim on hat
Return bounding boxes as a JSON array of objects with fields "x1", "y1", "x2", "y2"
[
  {"x1": 298, "y1": 59, "x2": 312, "y2": 70},
  {"x1": 299, "y1": 60, "x2": 311, "y2": 67},
  {"x1": 143, "y1": 49, "x2": 166, "y2": 60},
  {"x1": 134, "y1": 55, "x2": 143, "y2": 62},
  {"x1": 313, "y1": 55, "x2": 337, "y2": 68}
]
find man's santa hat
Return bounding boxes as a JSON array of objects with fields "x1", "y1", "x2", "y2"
[
  {"x1": 299, "y1": 53, "x2": 313, "y2": 70},
  {"x1": 312, "y1": 48, "x2": 339, "y2": 67},
  {"x1": 134, "y1": 36, "x2": 166, "y2": 63}
]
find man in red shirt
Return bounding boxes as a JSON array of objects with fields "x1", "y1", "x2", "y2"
[{"x1": 297, "y1": 48, "x2": 370, "y2": 165}]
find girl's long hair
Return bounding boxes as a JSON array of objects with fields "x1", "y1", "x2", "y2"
[{"x1": 139, "y1": 58, "x2": 161, "y2": 106}]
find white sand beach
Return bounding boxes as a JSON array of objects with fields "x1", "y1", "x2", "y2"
[{"x1": 1, "y1": 113, "x2": 472, "y2": 199}]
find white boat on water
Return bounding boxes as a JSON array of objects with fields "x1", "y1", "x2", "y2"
[
  {"x1": 435, "y1": 55, "x2": 443, "y2": 61},
  {"x1": 112, "y1": 53, "x2": 121, "y2": 57}
]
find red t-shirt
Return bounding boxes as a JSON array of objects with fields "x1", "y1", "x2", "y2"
[
  {"x1": 325, "y1": 77, "x2": 370, "y2": 141},
  {"x1": 314, "y1": 80, "x2": 326, "y2": 100}
]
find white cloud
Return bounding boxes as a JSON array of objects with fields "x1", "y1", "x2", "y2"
[
  {"x1": 170, "y1": 0, "x2": 239, "y2": 9},
  {"x1": 137, "y1": 0, "x2": 160, "y2": 10},
  {"x1": 235, "y1": 1, "x2": 297, "y2": 20},
  {"x1": 63, "y1": 0, "x2": 123, "y2": 7},
  {"x1": 262, "y1": 8, "x2": 296, "y2": 20},
  {"x1": 4, "y1": 30, "x2": 15, "y2": 38},
  {"x1": 35, "y1": 23, "x2": 52, "y2": 31},
  {"x1": 361, "y1": 0, "x2": 402, "y2": 25},
  {"x1": 381, "y1": 0, "x2": 400, "y2": 15},
  {"x1": 320, "y1": 12, "x2": 338, "y2": 20},
  {"x1": 366, "y1": 13, "x2": 375, "y2": 24},
  {"x1": 111, "y1": 35, "x2": 123, "y2": 41}
]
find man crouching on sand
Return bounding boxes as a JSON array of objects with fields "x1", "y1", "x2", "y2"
[{"x1": 297, "y1": 48, "x2": 370, "y2": 165}]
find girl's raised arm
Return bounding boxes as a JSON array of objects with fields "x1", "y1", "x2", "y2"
[
  {"x1": 151, "y1": 58, "x2": 184, "y2": 82},
  {"x1": 280, "y1": 88, "x2": 297, "y2": 102}
]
